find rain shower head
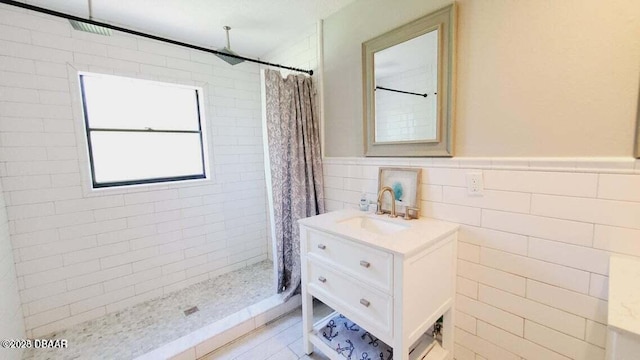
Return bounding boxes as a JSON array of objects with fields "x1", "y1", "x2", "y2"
[
  {"x1": 69, "y1": 0, "x2": 111, "y2": 36},
  {"x1": 215, "y1": 26, "x2": 245, "y2": 66},
  {"x1": 215, "y1": 47, "x2": 245, "y2": 66},
  {"x1": 69, "y1": 20, "x2": 111, "y2": 36}
]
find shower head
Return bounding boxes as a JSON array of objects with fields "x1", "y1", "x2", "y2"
[
  {"x1": 69, "y1": 0, "x2": 111, "y2": 36},
  {"x1": 69, "y1": 20, "x2": 111, "y2": 36},
  {"x1": 215, "y1": 47, "x2": 245, "y2": 66},
  {"x1": 215, "y1": 26, "x2": 245, "y2": 66}
]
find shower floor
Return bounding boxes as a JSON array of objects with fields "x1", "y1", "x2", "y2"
[{"x1": 23, "y1": 260, "x2": 274, "y2": 360}]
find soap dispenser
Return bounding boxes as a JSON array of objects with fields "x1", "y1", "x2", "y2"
[{"x1": 359, "y1": 192, "x2": 368, "y2": 211}]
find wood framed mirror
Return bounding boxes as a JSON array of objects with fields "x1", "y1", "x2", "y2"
[{"x1": 363, "y1": 4, "x2": 456, "y2": 157}]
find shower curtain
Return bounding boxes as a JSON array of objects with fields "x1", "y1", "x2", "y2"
[{"x1": 264, "y1": 69, "x2": 325, "y2": 300}]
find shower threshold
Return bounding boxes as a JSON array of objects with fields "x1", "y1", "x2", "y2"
[{"x1": 23, "y1": 260, "x2": 299, "y2": 360}]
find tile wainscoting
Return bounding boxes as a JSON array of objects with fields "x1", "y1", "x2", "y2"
[{"x1": 322, "y1": 157, "x2": 640, "y2": 360}]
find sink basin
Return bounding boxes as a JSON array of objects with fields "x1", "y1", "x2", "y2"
[{"x1": 337, "y1": 216, "x2": 410, "y2": 235}]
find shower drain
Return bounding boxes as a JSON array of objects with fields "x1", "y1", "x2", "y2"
[{"x1": 183, "y1": 306, "x2": 199, "y2": 316}]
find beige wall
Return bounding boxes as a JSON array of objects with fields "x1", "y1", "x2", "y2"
[{"x1": 323, "y1": 0, "x2": 640, "y2": 157}]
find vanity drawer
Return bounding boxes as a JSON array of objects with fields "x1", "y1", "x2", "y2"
[
  {"x1": 306, "y1": 230, "x2": 393, "y2": 293},
  {"x1": 306, "y1": 258, "x2": 393, "y2": 339}
]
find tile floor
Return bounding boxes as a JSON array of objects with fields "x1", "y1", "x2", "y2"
[
  {"x1": 24, "y1": 260, "x2": 274, "y2": 360},
  {"x1": 200, "y1": 301, "x2": 334, "y2": 360}
]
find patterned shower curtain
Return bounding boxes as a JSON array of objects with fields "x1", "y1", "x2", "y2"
[{"x1": 264, "y1": 69, "x2": 325, "y2": 300}]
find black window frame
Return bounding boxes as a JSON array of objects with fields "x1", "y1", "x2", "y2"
[{"x1": 79, "y1": 74, "x2": 208, "y2": 189}]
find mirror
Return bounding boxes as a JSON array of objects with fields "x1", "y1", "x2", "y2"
[
  {"x1": 375, "y1": 30, "x2": 439, "y2": 143},
  {"x1": 363, "y1": 4, "x2": 456, "y2": 157}
]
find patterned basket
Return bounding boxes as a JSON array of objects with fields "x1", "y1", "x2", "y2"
[{"x1": 317, "y1": 313, "x2": 393, "y2": 360}]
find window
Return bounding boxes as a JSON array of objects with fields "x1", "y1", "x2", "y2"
[{"x1": 79, "y1": 73, "x2": 208, "y2": 188}]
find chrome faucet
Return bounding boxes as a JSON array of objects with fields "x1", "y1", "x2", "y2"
[{"x1": 376, "y1": 186, "x2": 397, "y2": 218}]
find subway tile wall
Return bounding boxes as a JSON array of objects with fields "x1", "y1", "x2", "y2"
[
  {"x1": 0, "y1": 177, "x2": 26, "y2": 360},
  {"x1": 0, "y1": 5, "x2": 269, "y2": 337},
  {"x1": 323, "y1": 157, "x2": 640, "y2": 360},
  {"x1": 262, "y1": 24, "x2": 318, "y2": 79}
]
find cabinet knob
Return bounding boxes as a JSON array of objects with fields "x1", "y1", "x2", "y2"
[
  {"x1": 359, "y1": 260, "x2": 370, "y2": 268},
  {"x1": 317, "y1": 244, "x2": 326, "y2": 250},
  {"x1": 318, "y1": 276, "x2": 326, "y2": 283},
  {"x1": 360, "y1": 298, "x2": 370, "y2": 307}
]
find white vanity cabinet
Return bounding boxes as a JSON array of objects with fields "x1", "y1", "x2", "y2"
[{"x1": 299, "y1": 209, "x2": 458, "y2": 360}]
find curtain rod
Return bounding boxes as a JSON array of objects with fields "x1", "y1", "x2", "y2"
[
  {"x1": 0, "y1": 0, "x2": 313, "y2": 76},
  {"x1": 375, "y1": 86, "x2": 432, "y2": 98}
]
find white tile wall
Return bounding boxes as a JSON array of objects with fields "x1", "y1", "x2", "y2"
[
  {"x1": 0, "y1": 4, "x2": 269, "y2": 337},
  {"x1": 262, "y1": 24, "x2": 318, "y2": 79},
  {"x1": 0, "y1": 177, "x2": 26, "y2": 360},
  {"x1": 323, "y1": 157, "x2": 640, "y2": 360}
]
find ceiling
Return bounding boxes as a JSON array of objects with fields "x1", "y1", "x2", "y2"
[{"x1": 23, "y1": 0, "x2": 357, "y2": 58}]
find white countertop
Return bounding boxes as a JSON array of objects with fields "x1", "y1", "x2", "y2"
[
  {"x1": 608, "y1": 255, "x2": 640, "y2": 336},
  {"x1": 298, "y1": 209, "x2": 459, "y2": 257}
]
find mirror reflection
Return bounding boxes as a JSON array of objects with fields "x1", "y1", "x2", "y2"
[{"x1": 374, "y1": 29, "x2": 439, "y2": 143}]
